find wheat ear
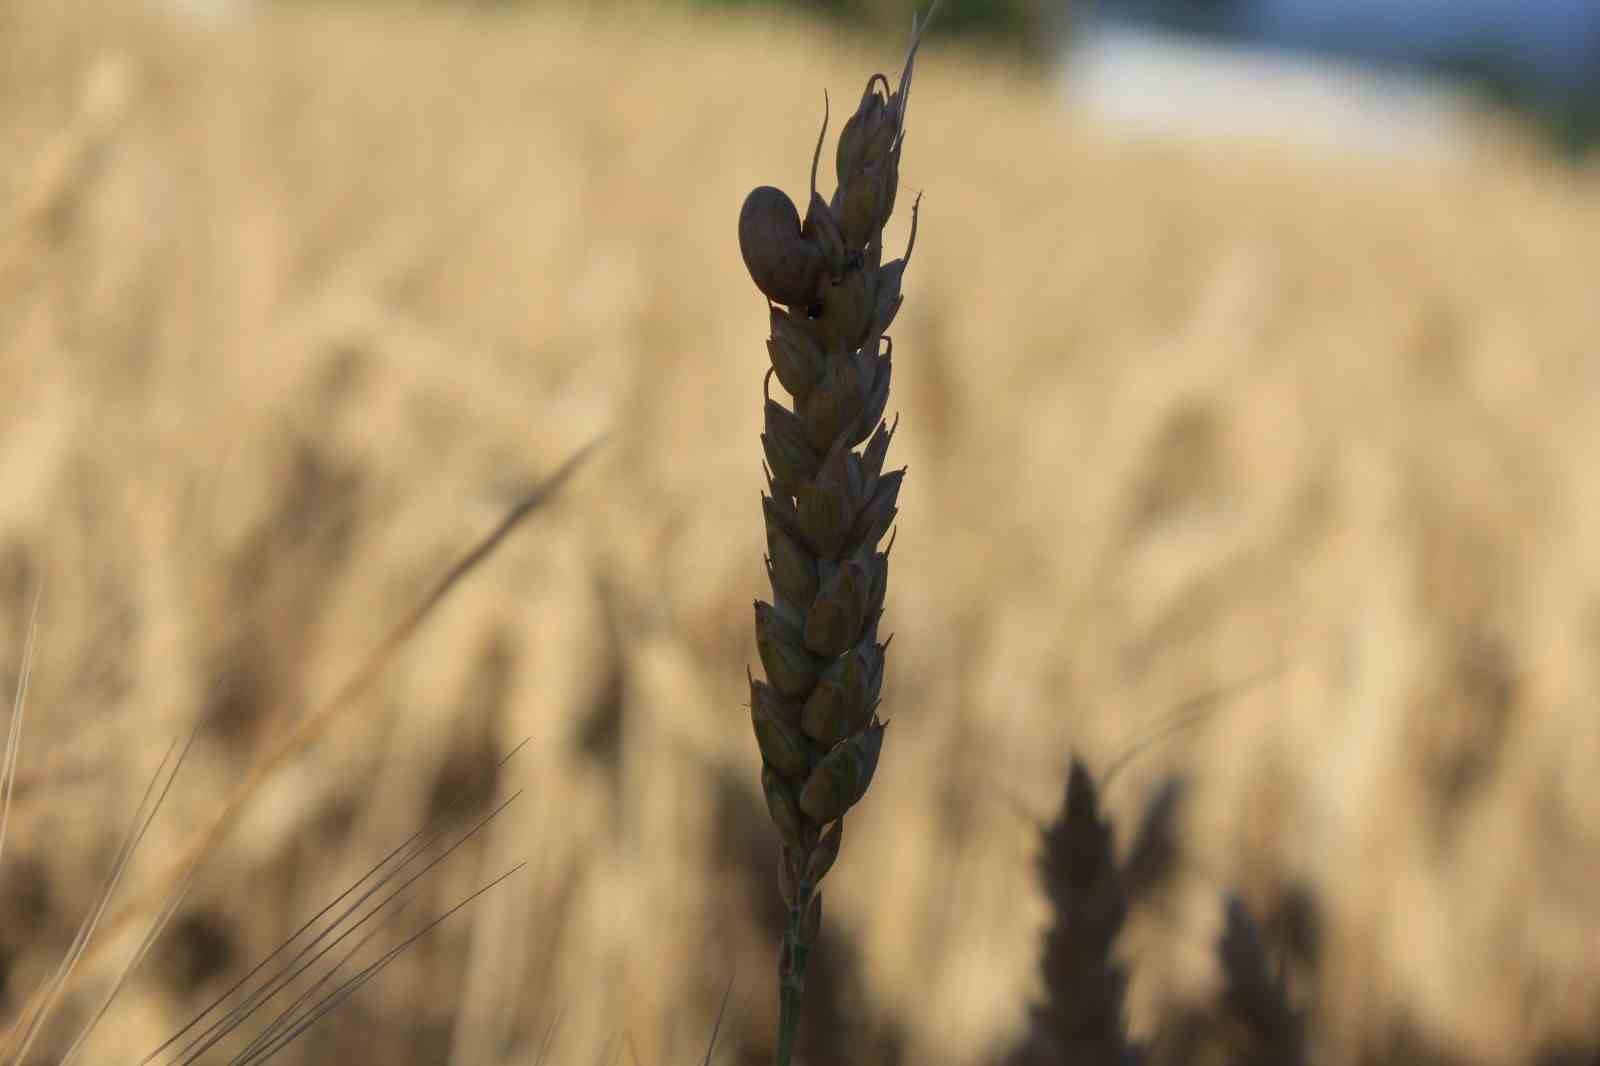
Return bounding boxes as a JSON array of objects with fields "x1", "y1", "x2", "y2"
[
  {"x1": 736, "y1": 8, "x2": 934, "y2": 1065},
  {"x1": 1217, "y1": 893, "x2": 1308, "y2": 1066},
  {"x1": 1006, "y1": 760, "x2": 1148, "y2": 1066}
]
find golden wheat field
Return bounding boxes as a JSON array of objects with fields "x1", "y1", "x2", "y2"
[{"x1": 3, "y1": 2, "x2": 1600, "y2": 1064}]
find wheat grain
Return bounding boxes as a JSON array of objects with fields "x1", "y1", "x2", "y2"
[{"x1": 737, "y1": 8, "x2": 935, "y2": 1064}]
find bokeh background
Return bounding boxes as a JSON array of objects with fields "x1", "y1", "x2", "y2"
[{"x1": 3, "y1": 0, "x2": 1600, "y2": 1063}]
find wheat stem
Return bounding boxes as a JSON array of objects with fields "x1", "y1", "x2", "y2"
[{"x1": 774, "y1": 875, "x2": 814, "y2": 1066}]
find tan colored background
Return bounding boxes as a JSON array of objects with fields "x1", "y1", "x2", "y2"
[{"x1": 3, "y1": 2, "x2": 1600, "y2": 1063}]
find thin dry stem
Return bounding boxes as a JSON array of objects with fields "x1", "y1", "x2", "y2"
[
  {"x1": 3, "y1": 734, "x2": 195, "y2": 1065},
  {"x1": 0, "y1": 588, "x2": 39, "y2": 877}
]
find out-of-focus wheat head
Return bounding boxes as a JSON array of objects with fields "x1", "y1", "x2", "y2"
[
  {"x1": 1005, "y1": 761, "x2": 1187, "y2": 1066},
  {"x1": 737, "y1": 7, "x2": 933, "y2": 1063}
]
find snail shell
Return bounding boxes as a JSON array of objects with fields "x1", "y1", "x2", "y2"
[{"x1": 739, "y1": 185, "x2": 825, "y2": 308}]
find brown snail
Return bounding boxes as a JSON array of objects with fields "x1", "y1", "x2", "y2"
[{"x1": 739, "y1": 185, "x2": 825, "y2": 309}]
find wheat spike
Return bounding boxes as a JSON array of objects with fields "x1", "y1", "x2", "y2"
[
  {"x1": 737, "y1": 8, "x2": 935, "y2": 1064},
  {"x1": 1006, "y1": 759, "x2": 1148, "y2": 1066},
  {"x1": 1217, "y1": 893, "x2": 1308, "y2": 1066}
]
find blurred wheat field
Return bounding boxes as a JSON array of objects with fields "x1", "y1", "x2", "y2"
[{"x1": 4, "y1": 2, "x2": 1600, "y2": 1064}]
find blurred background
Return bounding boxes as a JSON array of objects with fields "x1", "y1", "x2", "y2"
[{"x1": 2, "y1": 0, "x2": 1599, "y2": 1064}]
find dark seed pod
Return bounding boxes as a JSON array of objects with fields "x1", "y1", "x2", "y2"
[
  {"x1": 763, "y1": 390, "x2": 820, "y2": 498},
  {"x1": 799, "y1": 719, "x2": 888, "y2": 824},
  {"x1": 750, "y1": 674, "x2": 803, "y2": 726},
  {"x1": 871, "y1": 197, "x2": 918, "y2": 336},
  {"x1": 863, "y1": 643, "x2": 886, "y2": 709},
  {"x1": 836, "y1": 165, "x2": 895, "y2": 250},
  {"x1": 755, "y1": 601, "x2": 820, "y2": 698},
  {"x1": 809, "y1": 269, "x2": 875, "y2": 357},
  {"x1": 863, "y1": 546, "x2": 890, "y2": 621},
  {"x1": 873, "y1": 260, "x2": 907, "y2": 337},
  {"x1": 740, "y1": 186, "x2": 826, "y2": 309},
  {"x1": 836, "y1": 113, "x2": 872, "y2": 190},
  {"x1": 797, "y1": 445, "x2": 857, "y2": 561},
  {"x1": 859, "y1": 416, "x2": 896, "y2": 493},
  {"x1": 803, "y1": 356, "x2": 866, "y2": 453},
  {"x1": 860, "y1": 103, "x2": 900, "y2": 173},
  {"x1": 768, "y1": 308, "x2": 826, "y2": 401},
  {"x1": 753, "y1": 688, "x2": 814, "y2": 780},
  {"x1": 806, "y1": 820, "x2": 843, "y2": 882},
  {"x1": 762, "y1": 492, "x2": 807, "y2": 549},
  {"x1": 804, "y1": 557, "x2": 870, "y2": 657},
  {"x1": 850, "y1": 468, "x2": 902, "y2": 549},
  {"x1": 803, "y1": 192, "x2": 847, "y2": 275},
  {"x1": 850, "y1": 348, "x2": 892, "y2": 448},
  {"x1": 767, "y1": 525, "x2": 819, "y2": 611},
  {"x1": 879, "y1": 140, "x2": 903, "y2": 226},
  {"x1": 801, "y1": 647, "x2": 872, "y2": 747},
  {"x1": 836, "y1": 74, "x2": 895, "y2": 186},
  {"x1": 763, "y1": 765, "x2": 807, "y2": 851}
]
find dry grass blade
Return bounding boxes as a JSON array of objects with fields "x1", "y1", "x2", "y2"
[
  {"x1": 2, "y1": 732, "x2": 195, "y2": 1066},
  {"x1": 224, "y1": 879, "x2": 425, "y2": 1066},
  {"x1": 533, "y1": 1006, "x2": 566, "y2": 1066},
  {"x1": 144, "y1": 838, "x2": 426, "y2": 1065},
  {"x1": 227, "y1": 897, "x2": 415, "y2": 1066},
  {"x1": 153, "y1": 789, "x2": 523, "y2": 1066},
  {"x1": 56, "y1": 437, "x2": 601, "y2": 1006},
  {"x1": 0, "y1": 588, "x2": 39, "y2": 877},
  {"x1": 228, "y1": 863, "x2": 526, "y2": 1066},
  {"x1": 1101, "y1": 662, "x2": 1286, "y2": 790},
  {"x1": 58, "y1": 859, "x2": 199, "y2": 1066},
  {"x1": 700, "y1": 974, "x2": 737, "y2": 1066},
  {"x1": 144, "y1": 739, "x2": 531, "y2": 1062}
]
